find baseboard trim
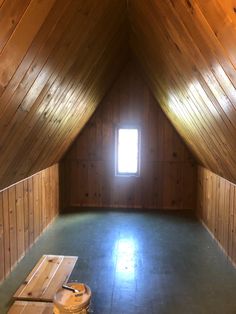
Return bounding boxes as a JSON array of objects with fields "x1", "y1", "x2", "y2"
[{"x1": 198, "y1": 216, "x2": 236, "y2": 269}]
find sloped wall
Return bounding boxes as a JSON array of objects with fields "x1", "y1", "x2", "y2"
[
  {"x1": 129, "y1": 0, "x2": 236, "y2": 184},
  {"x1": 60, "y1": 64, "x2": 196, "y2": 210},
  {"x1": 0, "y1": 0, "x2": 128, "y2": 190},
  {"x1": 197, "y1": 166, "x2": 236, "y2": 266},
  {"x1": 0, "y1": 164, "x2": 59, "y2": 282}
]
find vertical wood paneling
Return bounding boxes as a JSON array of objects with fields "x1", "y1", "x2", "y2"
[
  {"x1": 0, "y1": 164, "x2": 59, "y2": 283},
  {"x1": 2, "y1": 190, "x2": 10, "y2": 278},
  {"x1": 23, "y1": 180, "x2": 29, "y2": 251},
  {"x1": 28, "y1": 177, "x2": 34, "y2": 248},
  {"x1": 16, "y1": 182, "x2": 24, "y2": 261},
  {"x1": 197, "y1": 166, "x2": 236, "y2": 266},
  {"x1": 61, "y1": 63, "x2": 197, "y2": 210},
  {"x1": 8, "y1": 185, "x2": 17, "y2": 271},
  {"x1": 0, "y1": 192, "x2": 4, "y2": 280}
]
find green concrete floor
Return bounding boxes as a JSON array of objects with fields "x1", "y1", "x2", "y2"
[{"x1": 0, "y1": 210, "x2": 236, "y2": 314}]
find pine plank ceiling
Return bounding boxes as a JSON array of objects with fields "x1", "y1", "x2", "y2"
[
  {"x1": 0, "y1": 0, "x2": 128, "y2": 189},
  {"x1": 129, "y1": 0, "x2": 236, "y2": 184},
  {"x1": 0, "y1": 0, "x2": 236, "y2": 189}
]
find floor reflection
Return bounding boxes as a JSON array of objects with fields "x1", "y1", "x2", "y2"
[{"x1": 114, "y1": 238, "x2": 137, "y2": 280}]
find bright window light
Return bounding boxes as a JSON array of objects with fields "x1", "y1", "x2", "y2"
[{"x1": 116, "y1": 128, "x2": 140, "y2": 176}]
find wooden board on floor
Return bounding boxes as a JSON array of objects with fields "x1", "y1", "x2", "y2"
[
  {"x1": 13, "y1": 255, "x2": 77, "y2": 302},
  {"x1": 8, "y1": 301, "x2": 53, "y2": 314}
]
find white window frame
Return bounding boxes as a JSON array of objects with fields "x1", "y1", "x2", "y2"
[{"x1": 115, "y1": 126, "x2": 141, "y2": 177}]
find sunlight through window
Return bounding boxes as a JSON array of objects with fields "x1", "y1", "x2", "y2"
[
  {"x1": 116, "y1": 128, "x2": 140, "y2": 176},
  {"x1": 114, "y1": 238, "x2": 137, "y2": 280}
]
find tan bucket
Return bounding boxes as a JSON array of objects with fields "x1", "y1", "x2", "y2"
[{"x1": 53, "y1": 283, "x2": 91, "y2": 314}]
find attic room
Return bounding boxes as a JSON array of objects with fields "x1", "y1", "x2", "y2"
[{"x1": 0, "y1": 0, "x2": 236, "y2": 313}]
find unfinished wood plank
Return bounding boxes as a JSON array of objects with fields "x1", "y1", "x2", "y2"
[
  {"x1": 41, "y1": 256, "x2": 79, "y2": 300},
  {"x1": 14, "y1": 255, "x2": 77, "y2": 302},
  {"x1": 8, "y1": 301, "x2": 53, "y2": 314},
  {"x1": 16, "y1": 255, "x2": 64, "y2": 300}
]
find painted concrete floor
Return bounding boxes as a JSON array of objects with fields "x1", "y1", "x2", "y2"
[{"x1": 0, "y1": 210, "x2": 236, "y2": 314}]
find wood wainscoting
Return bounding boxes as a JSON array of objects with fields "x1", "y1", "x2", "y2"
[
  {"x1": 197, "y1": 166, "x2": 236, "y2": 266},
  {"x1": 0, "y1": 164, "x2": 59, "y2": 283},
  {"x1": 60, "y1": 63, "x2": 197, "y2": 211}
]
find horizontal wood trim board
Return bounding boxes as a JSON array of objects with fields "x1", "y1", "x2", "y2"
[{"x1": 69, "y1": 205, "x2": 194, "y2": 211}]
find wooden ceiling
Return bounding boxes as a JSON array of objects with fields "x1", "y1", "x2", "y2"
[
  {"x1": 129, "y1": 0, "x2": 236, "y2": 184},
  {"x1": 1, "y1": 0, "x2": 236, "y2": 189},
  {"x1": 0, "y1": 0, "x2": 128, "y2": 189}
]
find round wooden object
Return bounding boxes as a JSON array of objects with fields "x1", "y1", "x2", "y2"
[{"x1": 53, "y1": 283, "x2": 91, "y2": 314}]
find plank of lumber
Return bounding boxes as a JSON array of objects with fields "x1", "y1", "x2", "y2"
[
  {"x1": 8, "y1": 301, "x2": 53, "y2": 314},
  {"x1": 14, "y1": 255, "x2": 77, "y2": 302}
]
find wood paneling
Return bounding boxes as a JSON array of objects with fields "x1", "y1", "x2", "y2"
[
  {"x1": 129, "y1": 0, "x2": 236, "y2": 184},
  {"x1": 197, "y1": 166, "x2": 236, "y2": 266},
  {"x1": 0, "y1": 0, "x2": 128, "y2": 190},
  {"x1": 14, "y1": 255, "x2": 77, "y2": 302},
  {"x1": 61, "y1": 63, "x2": 196, "y2": 210},
  {"x1": 0, "y1": 164, "x2": 59, "y2": 283},
  {"x1": 8, "y1": 301, "x2": 53, "y2": 314}
]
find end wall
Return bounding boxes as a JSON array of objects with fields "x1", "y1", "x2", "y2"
[
  {"x1": 60, "y1": 64, "x2": 197, "y2": 210},
  {"x1": 0, "y1": 164, "x2": 59, "y2": 283}
]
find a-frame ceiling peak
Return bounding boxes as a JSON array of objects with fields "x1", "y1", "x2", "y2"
[{"x1": 1, "y1": 0, "x2": 236, "y2": 189}]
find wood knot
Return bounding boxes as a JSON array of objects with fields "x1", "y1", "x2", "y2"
[
  {"x1": 186, "y1": 0, "x2": 192, "y2": 9},
  {"x1": 174, "y1": 43, "x2": 181, "y2": 53}
]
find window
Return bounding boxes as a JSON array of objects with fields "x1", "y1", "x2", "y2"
[{"x1": 115, "y1": 127, "x2": 140, "y2": 176}]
